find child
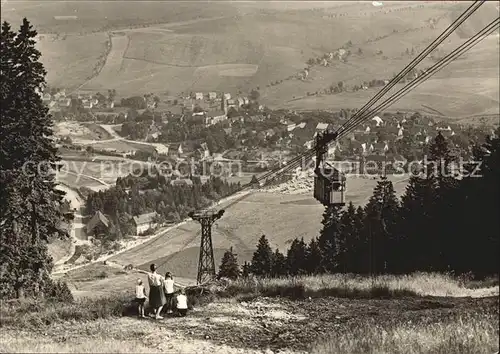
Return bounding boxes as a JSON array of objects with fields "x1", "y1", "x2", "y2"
[
  {"x1": 164, "y1": 272, "x2": 175, "y2": 314},
  {"x1": 135, "y1": 279, "x2": 147, "y2": 318},
  {"x1": 175, "y1": 287, "x2": 188, "y2": 317}
]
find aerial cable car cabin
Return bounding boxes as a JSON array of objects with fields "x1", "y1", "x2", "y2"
[{"x1": 313, "y1": 129, "x2": 346, "y2": 207}]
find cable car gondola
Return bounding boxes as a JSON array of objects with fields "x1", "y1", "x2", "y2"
[{"x1": 313, "y1": 130, "x2": 346, "y2": 207}]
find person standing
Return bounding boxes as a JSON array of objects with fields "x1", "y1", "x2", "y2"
[
  {"x1": 138, "y1": 263, "x2": 166, "y2": 319},
  {"x1": 134, "y1": 279, "x2": 147, "y2": 318},
  {"x1": 163, "y1": 272, "x2": 175, "y2": 314}
]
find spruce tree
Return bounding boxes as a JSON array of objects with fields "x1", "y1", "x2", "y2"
[
  {"x1": 457, "y1": 130, "x2": 500, "y2": 276},
  {"x1": 250, "y1": 235, "x2": 273, "y2": 277},
  {"x1": 271, "y1": 248, "x2": 287, "y2": 277},
  {"x1": 305, "y1": 238, "x2": 322, "y2": 275},
  {"x1": 364, "y1": 176, "x2": 399, "y2": 274},
  {"x1": 0, "y1": 19, "x2": 70, "y2": 299},
  {"x1": 286, "y1": 238, "x2": 308, "y2": 276},
  {"x1": 317, "y1": 205, "x2": 343, "y2": 273},
  {"x1": 218, "y1": 247, "x2": 240, "y2": 280},
  {"x1": 399, "y1": 173, "x2": 437, "y2": 272},
  {"x1": 353, "y1": 206, "x2": 369, "y2": 274},
  {"x1": 338, "y1": 202, "x2": 357, "y2": 273},
  {"x1": 242, "y1": 261, "x2": 251, "y2": 278},
  {"x1": 427, "y1": 132, "x2": 459, "y2": 271}
]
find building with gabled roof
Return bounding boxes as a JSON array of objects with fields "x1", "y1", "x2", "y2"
[
  {"x1": 86, "y1": 211, "x2": 110, "y2": 237},
  {"x1": 132, "y1": 212, "x2": 159, "y2": 235}
]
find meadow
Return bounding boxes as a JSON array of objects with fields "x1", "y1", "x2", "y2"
[
  {"x1": 278, "y1": 34, "x2": 499, "y2": 117},
  {"x1": 1, "y1": 273, "x2": 498, "y2": 353}
]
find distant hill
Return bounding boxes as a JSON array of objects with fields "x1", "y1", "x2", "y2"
[{"x1": 2, "y1": 1, "x2": 498, "y2": 117}]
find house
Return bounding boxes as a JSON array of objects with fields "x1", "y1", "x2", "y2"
[
  {"x1": 132, "y1": 212, "x2": 159, "y2": 235},
  {"x1": 227, "y1": 99, "x2": 236, "y2": 108},
  {"x1": 304, "y1": 140, "x2": 314, "y2": 149},
  {"x1": 82, "y1": 100, "x2": 93, "y2": 109},
  {"x1": 58, "y1": 98, "x2": 71, "y2": 108},
  {"x1": 265, "y1": 129, "x2": 275, "y2": 137},
  {"x1": 195, "y1": 92, "x2": 204, "y2": 100},
  {"x1": 370, "y1": 142, "x2": 389, "y2": 155},
  {"x1": 42, "y1": 93, "x2": 52, "y2": 102},
  {"x1": 223, "y1": 93, "x2": 231, "y2": 100},
  {"x1": 86, "y1": 211, "x2": 110, "y2": 237},
  {"x1": 208, "y1": 92, "x2": 217, "y2": 100},
  {"x1": 168, "y1": 143, "x2": 183, "y2": 157},
  {"x1": 441, "y1": 130, "x2": 455, "y2": 138},
  {"x1": 237, "y1": 97, "x2": 245, "y2": 107},
  {"x1": 296, "y1": 122, "x2": 306, "y2": 129},
  {"x1": 170, "y1": 179, "x2": 194, "y2": 187},
  {"x1": 229, "y1": 116, "x2": 245, "y2": 125},
  {"x1": 286, "y1": 123, "x2": 296, "y2": 132},
  {"x1": 372, "y1": 116, "x2": 384, "y2": 127},
  {"x1": 436, "y1": 123, "x2": 452, "y2": 131},
  {"x1": 316, "y1": 122, "x2": 330, "y2": 131},
  {"x1": 243, "y1": 97, "x2": 250, "y2": 105}
]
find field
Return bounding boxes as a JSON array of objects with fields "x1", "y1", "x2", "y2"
[
  {"x1": 54, "y1": 122, "x2": 113, "y2": 142},
  {"x1": 278, "y1": 34, "x2": 499, "y2": 117},
  {"x1": 2, "y1": 1, "x2": 497, "y2": 117},
  {"x1": 59, "y1": 160, "x2": 135, "y2": 185}
]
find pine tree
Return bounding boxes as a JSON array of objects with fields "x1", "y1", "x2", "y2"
[
  {"x1": 317, "y1": 205, "x2": 343, "y2": 273},
  {"x1": 286, "y1": 238, "x2": 308, "y2": 276},
  {"x1": 456, "y1": 130, "x2": 500, "y2": 276},
  {"x1": 338, "y1": 202, "x2": 357, "y2": 273},
  {"x1": 399, "y1": 173, "x2": 437, "y2": 272},
  {"x1": 250, "y1": 235, "x2": 273, "y2": 277},
  {"x1": 271, "y1": 248, "x2": 287, "y2": 277},
  {"x1": 305, "y1": 238, "x2": 322, "y2": 275},
  {"x1": 218, "y1": 247, "x2": 240, "y2": 280},
  {"x1": 427, "y1": 132, "x2": 459, "y2": 271},
  {"x1": 353, "y1": 206, "x2": 369, "y2": 274},
  {"x1": 0, "y1": 19, "x2": 70, "y2": 299},
  {"x1": 241, "y1": 261, "x2": 251, "y2": 278},
  {"x1": 364, "y1": 176, "x2": 399, "y2": 274}
]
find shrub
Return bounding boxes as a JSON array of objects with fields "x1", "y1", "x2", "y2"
[{"x1": 45, "y1": 280, "x2": 74, "y2": 303}]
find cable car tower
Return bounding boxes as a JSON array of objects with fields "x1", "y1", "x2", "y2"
[
  {"x1": 188, "y1": 208, "x2": 225, "y2": 285},
  {"x1": 313, "y1": 129, "x2": 346, "y2": 207}
]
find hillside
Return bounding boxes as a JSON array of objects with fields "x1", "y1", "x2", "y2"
[
  {"x1": 100, "y1": 175, "x2": 407, "y2": 281},
  {"x1": 2, "y1": 1, "x2": 497, "y2": 117}
]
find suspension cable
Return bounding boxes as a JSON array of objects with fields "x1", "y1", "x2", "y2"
[
  {"x1": 336, "y1": 0, "x2": 485, "y2": 136},
  {"x1": 336, "y1": 17, "x2": 499, "y2": 140},
  {"x1": 204, "y1": 2, "x2": 491, "y2": 199}
]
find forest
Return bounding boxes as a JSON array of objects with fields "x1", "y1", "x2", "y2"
[
  {"x1": 219, "y1": 131, "x2": 500, "y2": 280},
  {"x1": 85, "y1": 173, "x2": 241, "y2": 240}
]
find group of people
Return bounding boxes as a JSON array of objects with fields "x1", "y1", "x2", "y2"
[{"x1": 135, "y1": 263, "x2": 188, "y2": 320}]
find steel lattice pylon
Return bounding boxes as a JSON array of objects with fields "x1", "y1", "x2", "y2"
[{"x1": 188, "y1": 209, "x2": 225, "y2": 285}]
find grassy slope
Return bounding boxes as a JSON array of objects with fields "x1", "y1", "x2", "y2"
[
  {"x1": 2, "y1": 273, "x2": 498, "y2": 353},
  {"x1": 74, "y1": 175, "x2": 407, "y2": 282}
]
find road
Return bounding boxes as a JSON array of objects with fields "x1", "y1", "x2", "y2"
[
  {"x1": 52, "y1": 185, "x2": 89, "y2": 272},
  {"x1": 71, "y1": 124, "x2": 170, "y2": 155}
]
